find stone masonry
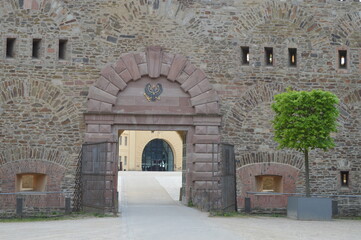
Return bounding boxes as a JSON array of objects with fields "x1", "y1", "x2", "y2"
[{"x1": 0, "y1": 0, "x2": 360, "y2": 216}]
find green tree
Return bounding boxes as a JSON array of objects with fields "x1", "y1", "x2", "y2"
[{"x1": 271, "y1": 89, "x2": 339, "y2": 197}]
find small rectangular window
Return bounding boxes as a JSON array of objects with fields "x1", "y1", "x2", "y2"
[
  {"x1": 289, "y1": 48, "x2": 297, "y2": 67},
  {"x1": 6, "y1": 38, "x2": 16, "y2": 58},
  {"x1": 125, "y1": 136, "x2": 128, "y2": 146},
  {"x1": 124, "y1": 156, "x2": 127, "y2": 165},
  {"x1": 339, "y1": 50, "x2": 347, "y2": 69},
  {"x1": 341, "y1": 171, "x2": 349, "y2": 187},
  {"x1": 265, "y1": 47, "x2": 273, "y2": 66},
  {"x1": 58, "y1": 39, "x2": 67, "y2": 60},
  {"x1": 119, "y1": 136, "x2": 122, "y2": 145},
  {"x1": 32, "y1": 39, "x2": 41, "y2": 59},
  {"x1": 241, "y1": 46, "x2": 250, "y2": 65}
]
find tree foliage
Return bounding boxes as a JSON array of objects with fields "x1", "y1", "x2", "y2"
[
  {"x1": 272, "y1": 89, "x2": 339, "y2": 153},
  {"x1": 271, "y1": 89, "x2": 339, "y2": 196}
]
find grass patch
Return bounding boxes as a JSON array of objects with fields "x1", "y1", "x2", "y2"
[
  {"x1": 0, "y1": 212, "x2": 115, "y2": 223},
  {"x1": 334, "y1": 216, "x2": 361, "y2": 221}
]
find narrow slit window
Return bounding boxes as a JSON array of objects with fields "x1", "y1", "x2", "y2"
[
  {"x1": 32, "y1": 39, "x2": 41, "y2": 59},
  {"x1": 124, "y1": 156, "x2": 127, "y2": 166},
  {"x1": 58, "y1": 39, "x2": 67, "y2": 60},
  {"x1": 241, "y1": 46, "x2": 250, "y2": 65},
  {"x1": 6, "y1": 38, "x2": 16, "y2": 58},
  {"x1": 289, "y1": 48, "x2": 297, "y2": 67},
  {"x1": 125, "y1": 136, "x2": 128, "y2": 146},
  {"x1": 119, "y1": 136, "x2": 122, "y2": 145},
  {"x1": 341, "y1": 171, "x2": 349, "y2": 187},
  {"x1": 265, "y1": 47, "x2": 273, "y2": 66},
  {"x1": 339, "y1": 50, "x2": 347, "y2": 69}
]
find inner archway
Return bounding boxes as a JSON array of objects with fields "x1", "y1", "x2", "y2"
[
  {"x1": 142, "y1": 139, "x2": 174, "y2": 171},
  {"x1": 84, "y1": 46, "x2": 222, "y2": 210}
]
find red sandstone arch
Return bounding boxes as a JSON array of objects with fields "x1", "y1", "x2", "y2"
[
  {"x1": 87, "y1": 46, "x2": 219, "y2": 115},
  {"x1": 85, "y1": 46, "x2": 222, "y2": 209}
]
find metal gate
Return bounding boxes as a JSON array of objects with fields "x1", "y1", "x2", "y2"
[
  {"x1": 221, "y1": 144, "x2": 237, "y2": 212},
  {"x1": 81, "y1": 142, "x2": 118, "y2": 214}
]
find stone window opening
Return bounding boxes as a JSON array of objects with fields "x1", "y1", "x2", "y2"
[
  {"x1": 288, "y1": 48, "x2": 297, "y2": 67},
  {"x1": 6, "y1": 38, "x2": 16, "y2": 58},
  {"x1": 32, "y1": 39, "x2": 41, "y2": 59},
  {"x1": 58, "y1": 39, "x2": 68, "y2": 60},
  {"x1": 124, "y1": 156, "x2": 127, "y2": 166},
  {"x1": 341, "y1": 171, "x2": 349, "y2": 187},
  {"x1": 119, "y1": 136, "x2": 122, "y2": 145},
  {"x1": 338, "y1": 50, "x2": 347, "y2": 69},
  {"x1": 16, "y1": 173, "x2": 47, "y2": 192},
  {"x1": 125, "y1": 136, "x2": 128, "y2": 146},
  {"x1": 265, "y1": 47, "x2": 273, "y2": 66},
  {"x1": 256, "y1": 175, "x2": 283, "y2": 193},
  {"x1": 241, "y1": 46, "x2": 250, "y2": 65}
]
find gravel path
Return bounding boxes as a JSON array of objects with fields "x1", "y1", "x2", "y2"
[{"x1": 0, "y1": 171, "x2": 360, "y2": 240}]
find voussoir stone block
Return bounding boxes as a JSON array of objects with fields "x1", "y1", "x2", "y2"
[
  {"x1": 101, "y1": 65, "x2": 127, "y2": 90},
  {"x1": 100, "y1": 102, "x2": 112, "y2": 112},
  {"x1": 206, "y1": 102, "x2": 220, "y2": 114},
  {"x1": 87, "y1": 99, "x2": 101, "y2": 112},
  {"x1": 95, "y1": 76, "x2": 110, "y2": 91},
  {"x1": 183, "y1": 62, "x2": 197, "y2": 75},
  {"x1": 191, "y1": 90, "x2": 218, "y2": 106},
  {"x1": 138, "y1": 63, "x2": 148, "y2": 76},
  {"x1": 113, "y1": 59, "x2": 127, "y2": 74},
  {"x1": 188, "y1": 85, "x2": 203, "y2": 97},
  {"x1": 168, "y1": 54, "x2": 187, "y2": 81},
  {"x1": 181, "y1": 69, "x2": 207, "y2": 92},
  {"x1": 147, "y1": 46, "x2": 162, "y2": 78},
  {"x1": 134, "y1": 52, "x2": 147, "y2": 64},
  {"x1": 162, "y1": 52, "x2": 175, "y2": 65},
  {"x1": 88, "y1": 86, "x2": 117, "y2": 105},
  {"x1": 121, "y1": 53, "x2": 141, "y2": 80},
  {"x1": 105, "y1": 82, "x2": 120, "y2": 96}
]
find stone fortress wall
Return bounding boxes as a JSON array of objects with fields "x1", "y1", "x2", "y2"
[{"x1": 0, "y1": 0, "x2": 360, "y2": 215}]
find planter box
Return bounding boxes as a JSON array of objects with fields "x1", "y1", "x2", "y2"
[{"x1": 287, "y1": 196, "x2": 332, "y2": 221}]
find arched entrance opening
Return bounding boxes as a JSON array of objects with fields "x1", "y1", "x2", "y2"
[
  {"x1": 84, "y1": 46, "x2": 222, "y2": 212},
  {"x1": 142, "y1": 139, "x2": 174, "y2": 171}
]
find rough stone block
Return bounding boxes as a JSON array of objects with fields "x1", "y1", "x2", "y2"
[{"x1": 198, "y1": 78, "x2": 212, "y2": 92}]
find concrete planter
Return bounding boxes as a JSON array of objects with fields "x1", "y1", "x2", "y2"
[{"x1": 287, "y1": 196, "x2": 332, "y2": 221}]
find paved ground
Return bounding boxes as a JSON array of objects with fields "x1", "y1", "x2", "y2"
[{"x1": 0, "y1": 171, "x2": 360, "y2": 240}]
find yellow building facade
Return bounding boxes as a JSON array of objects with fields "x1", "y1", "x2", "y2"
[{"x1": 119, "y1": 131, "x2": 183, "y2": 171}]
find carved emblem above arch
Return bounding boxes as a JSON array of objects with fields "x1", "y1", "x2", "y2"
[{"x1": 87, "y1": 46, "x2": 220, "y2": 115}]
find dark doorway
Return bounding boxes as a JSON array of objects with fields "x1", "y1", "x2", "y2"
[{"x1": 142, "y1": 139, "x2": 174, "y2": 171}]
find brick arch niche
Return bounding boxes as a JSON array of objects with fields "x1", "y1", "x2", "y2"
[{"x1": 85, "y1": 46, "x2": 221, "y2": 209}]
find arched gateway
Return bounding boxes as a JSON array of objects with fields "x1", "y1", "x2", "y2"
[{"x1": 84, "y1": 46, "x2": 223, "y2": 211}]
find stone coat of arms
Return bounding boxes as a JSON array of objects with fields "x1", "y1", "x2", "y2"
[{"x1": 144, "y1": 83, "x2": 163, "y2": 102}]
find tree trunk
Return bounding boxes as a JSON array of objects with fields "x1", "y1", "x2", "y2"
[{"x1": 304, "y1": 149, "x2": 310, "y2": 197}]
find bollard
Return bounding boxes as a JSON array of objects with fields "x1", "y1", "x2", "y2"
[
  {"x1": 16, "y1": 197, "x2": 24, "y2": 217},
  {"x1": 65, "y1": 197, "x2": 71, "y2": 214},
  {"x1": 245, "y1": 197, "x2": 251, "y2": 213}
]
